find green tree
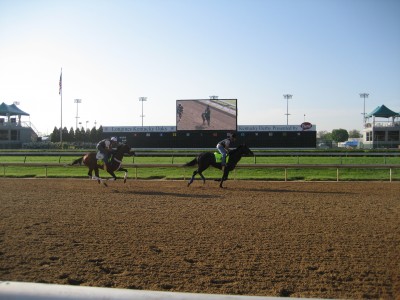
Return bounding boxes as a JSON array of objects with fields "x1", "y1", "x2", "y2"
[
  {"x1": 348, "y1": 129, "x2": 361, "y2": 138},
  {"x1": 96, "y1": 126, "x2": 104, "y2": 142},
  {"x1": 331, "y1": 129, "x2": 349, "y2": 143},
  {"x1": 317, "y1": 131, "x2": 332, "y2": 141},
  {"x1": 89, "y1": 127, "x2": 97, "y2": 143},
  {"x1": 61, "y1": 127, "x2": 70, "y2": 142},
  {"x1": 50, "y1": 127, "x2": 60, "y2": 142},
  {"x1": 75, "y1": 127, "x2": 83, "y2": 142},
  {"x1": 68, "y1": 127, "x2": 75, "y2": 142}
]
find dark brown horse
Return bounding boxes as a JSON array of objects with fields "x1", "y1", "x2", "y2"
[
  {"x1": 185, "y1": 144, "x2": 254, "y2": 188},
  {"x1": 71, "y1": 143, "x2": 134, "y2": 186}
]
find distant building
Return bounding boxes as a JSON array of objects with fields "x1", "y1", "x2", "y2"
[
  {"x1": 103, "y1": 123, "x2": 317, "y2": 149},
  {"x1": 362, "y1": 104, "x2": 400, "y2": 149},
  {"x1": 0, "y1": 102, "x2": 38, "y2": 149}
]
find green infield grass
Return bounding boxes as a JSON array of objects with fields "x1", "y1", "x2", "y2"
[{"x1": 0, "y1": 153, "x2": 399, "y2": 181}]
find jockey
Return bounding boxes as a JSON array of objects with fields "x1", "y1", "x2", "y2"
[
  {"x1": 96, "y1": 137, "x2": 118, "y2": 170},
  {"x1": 216, "y1": 133, "x2": 237, "y2": 170}
]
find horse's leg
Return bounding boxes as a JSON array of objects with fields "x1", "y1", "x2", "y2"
[
  {"x1": 118, "y1": 167, "x2": 128, "y2": 183},
  {"x1": 199, "y1": 172, "x2": 206, "y2": 184},
  {"x1": 188, "y1": 161, "x2": 210, "y2": 186},
  {"x1": 219, "y1": 170, "x2": 229, "y2": 188},
  {"x1": 108, "y1": 170, "x2": 117, "y2": 181},
  {"x1": 93, "y1": 167, "x2": 102, "y2": 184},
  {"x1": 188, "y1": 170, "x2": 198, "y2": 187}
]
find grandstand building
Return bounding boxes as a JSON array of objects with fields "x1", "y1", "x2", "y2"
[
  {"x1": 362, "y1": 104, "x2": 400, "y2": 149},
  {"x1": 103, "y1": 123, "x2": 317, "y2": 149},
  {"x1": 0, "y1": 102, "x2": 38, "y2": 149}
]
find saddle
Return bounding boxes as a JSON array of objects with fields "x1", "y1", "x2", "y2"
[
  {"x1": 214, "y1": 152, "x2": 229, "y2": 164},
  {"x1": 96, "y1": 152, "x2": 112, "y2": 166}
]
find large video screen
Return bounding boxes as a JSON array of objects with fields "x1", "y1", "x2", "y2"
[{"x1": 176, "y1": 99, "x2": 237, "y2": 131}]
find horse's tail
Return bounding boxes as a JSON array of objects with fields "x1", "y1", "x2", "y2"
[
  {"x1": 184, "y1": 158, "x2": 198, "y2": 167},
  {"x1": 70, "y1": 157, "x2": 84, "y2": 166}
]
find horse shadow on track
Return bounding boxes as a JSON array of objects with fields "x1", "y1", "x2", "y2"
[
  {"x1": 227, "y1": 187, "x2": 355, "y2": 195},
  {"x1": 111, "y1": 190, "x2": 219, "y2": 199}
]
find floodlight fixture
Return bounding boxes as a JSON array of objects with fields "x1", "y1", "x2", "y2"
[
  {"x1": 74, "y1": 99, "x2": 82, "y2": 129},
  {"x1": 359, "y1": 93, "x2": 369, "y2": 123},
  {"x1": 283, "y1": 94, "x2": 293, "y2": 125},
  {"x1": 139, "y1": 97, "x2": 147, "y2": 127}
]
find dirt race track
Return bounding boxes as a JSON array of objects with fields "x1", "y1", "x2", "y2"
[{"x1": 0, "y1": 179, "x2": 399, "y2": 299}]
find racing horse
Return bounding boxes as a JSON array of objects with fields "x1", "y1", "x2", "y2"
[
  {"x1": 201, "y1": 106, "x2": 211, "y2": 126},
  {"x1": 71, "y1": 143, "x2": 134, "y2": 186},
  {"x1": 185, "y1": 144, "x2": 254, "y2": 188}
]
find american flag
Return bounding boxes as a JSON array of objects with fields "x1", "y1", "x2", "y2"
[{"x1": 59, "y1": 70, "x2": 62, "y2": 95}]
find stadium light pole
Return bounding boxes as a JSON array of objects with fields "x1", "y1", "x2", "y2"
[
  {"x1": 283, "y1": 94, "x2": 293, "y2": 125},
  {"x1": 359, "y1": 93, "x2": 369, "y2": 124},
  {"x1": 74, "y1": 99, "x2": 82, "y2": 130},
  {"x1": 139, "y1": 97, "x2": 147, "y2": 127}
]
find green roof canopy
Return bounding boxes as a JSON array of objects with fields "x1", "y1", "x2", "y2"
[
  {"x1": 365, "y1": 104, "x2": 399, "y2": 118},
  {"x1": 0, "y1": 102, "x2": 30, "y2": 116}
]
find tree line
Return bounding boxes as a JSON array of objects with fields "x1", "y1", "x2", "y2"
[
  {"x1": 49, "y1": 126, "x2": 104, "y2": 143},
  {"x1": 318, "y1": 129, "x2": 361, "y2": 142}
]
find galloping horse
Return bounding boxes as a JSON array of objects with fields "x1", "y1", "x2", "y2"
[
  {"x1": 185, "y1": 144, "x2": 254, "y2": 188},
  {"x1": 71, "y1": 143, "x2": 134, "y2": 186}
]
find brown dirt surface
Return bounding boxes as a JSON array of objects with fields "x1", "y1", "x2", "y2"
[{"x1": 0, "y1": 178, "x2": 399, "y2": 299}]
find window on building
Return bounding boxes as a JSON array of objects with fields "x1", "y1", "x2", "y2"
[
  {"x1": 0, "y1": 130, "x2": 8, "y2": 140},
  {"x1": 11, "y1": 130, "x2": 19, "y2": 141},
  {"x1": 374, "y1": 131, "x2": 385, "y2": 141},
  {"x1": 388, "y1": 131, "x2": 400, "y2": 141}
]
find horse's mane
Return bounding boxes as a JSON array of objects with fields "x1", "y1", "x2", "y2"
[{"x1": 230, "y1": 144, "x2": 247, "y2": 155}]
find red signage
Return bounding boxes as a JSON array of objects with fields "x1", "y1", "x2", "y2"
[{"x1": 301, "y1": 122, "x2": 313, "y2": 130}]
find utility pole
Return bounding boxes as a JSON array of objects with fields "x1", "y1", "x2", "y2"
[
  {"x1": 283, "y1": 94, "x2": 293, "y2": 125},
  {"x1": 74, "y1": 99, "x2": 82, "y2": 129},
  {"x1": 359, "y1": 93, "x2": 369, "y2": 124},
  {"x1": 139, "y1": 97, "x2": 147, "y2": 127}
]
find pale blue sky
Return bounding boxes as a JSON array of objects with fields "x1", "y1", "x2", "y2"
[{"x1": 1, "y1": 0, "x2": 399, "y2": 135}]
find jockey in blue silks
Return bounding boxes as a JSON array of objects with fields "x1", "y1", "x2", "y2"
[{"x1": 216, "y1": 133, "x2": 237, "y2": 171}]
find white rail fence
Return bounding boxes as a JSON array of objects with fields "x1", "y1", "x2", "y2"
[
  {"x1": 0, "y1": 281, "x2": 294, "y2": 300},
  {"x1": 0, "y1": 163, "x2": 400, "y2": 182}
]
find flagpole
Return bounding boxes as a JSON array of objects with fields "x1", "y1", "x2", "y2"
[{"x1": 59, "y1": 68, "x2": 63, "y2": 143}]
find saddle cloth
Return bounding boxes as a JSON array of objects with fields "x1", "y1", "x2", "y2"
[
  {"x1": 96, "y1": 152, "x2": 104, "y2": 160},
  {"x1": 214, "y1": 152, "x2": 229, "y2": 164}
]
